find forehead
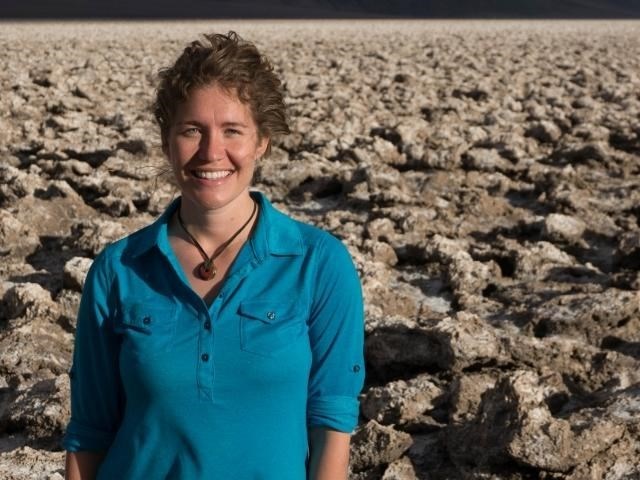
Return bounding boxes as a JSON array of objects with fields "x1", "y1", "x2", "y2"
[{"x1": 174, "y1": 83, "x2": 254, "y2": 122}]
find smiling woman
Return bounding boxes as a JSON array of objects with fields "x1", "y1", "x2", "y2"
[{"x1": 63, "y1": 32, "x2": 365, "y2": 480}]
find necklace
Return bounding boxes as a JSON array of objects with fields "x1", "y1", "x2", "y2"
[{"x1": 176, "y1": 200, "x2": 257, "y2": 281}]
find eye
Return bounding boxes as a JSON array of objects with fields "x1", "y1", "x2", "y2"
[
  {"x1": 181, "y1": 127, "x2": 200, "y2": 137},
  {"x1": 225, "y1": 128, "x2": 241, "y2": 136}
]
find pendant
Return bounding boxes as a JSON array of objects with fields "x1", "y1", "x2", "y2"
[{"x1": 198, "y1": 259, "x2": 217, "y2": 280}]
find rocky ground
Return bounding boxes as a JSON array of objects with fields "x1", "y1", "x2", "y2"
[{"x1": 0, "y1": 20, "x2": 639, "y2": 479}]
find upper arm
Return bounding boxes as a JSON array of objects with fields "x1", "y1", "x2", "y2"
[
  {"x1": 306, "y1": 234, "x2": 365, "y2": 433},
  {"x1": 63, "y1": 250, "x2": 124, "y2": 453}
]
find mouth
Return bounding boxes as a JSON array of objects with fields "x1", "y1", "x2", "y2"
[{"x1": 192, "y1": 169, "x2": 234, "y2": 180}]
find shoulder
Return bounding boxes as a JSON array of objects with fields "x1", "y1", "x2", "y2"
[
  {"x1": 273, "y1": 207, "x2": 351, "y2": 259},
  {"x1": 94, "y1": 224, "x2": 148, "y2": 262},
  {"x1": 93, "y1": 198, "x2": 178, "y2": 267},
  {"x1": 300, "y1": 223, "x2": 351, "y2": 261},
  {"x1": 280, "y1": 214, "x2": 359, "y2": 284},
  {"x1": 88, "y1": 220, "x2": 158, "y2": 279}
]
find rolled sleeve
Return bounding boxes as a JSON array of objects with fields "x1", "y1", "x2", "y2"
[
  {"x1": 307, "y1": 396, "x2": 361, "y2": 433},
  {"x1": 63, "y1": 417, "x2": 118, "y2": 452},
  {"x1": 63, "y1": 250, "x2": 124, "y2": 452},
  {"x1": 307, "y1": 234, "x2": 365, "y2": 433}
]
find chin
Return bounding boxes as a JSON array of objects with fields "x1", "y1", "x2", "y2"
[{"x1": 182, "y1": 189, "x2": 250, "y2": 212}]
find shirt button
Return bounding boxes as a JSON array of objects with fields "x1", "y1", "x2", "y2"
[
  {"x1": 142, "y1": 316, "x2": 151, "y2": 325},
  {"x1": 204, "y1": 321, "x2": 211, "y2": 330},
  {"x1": 353, "y1": 365, "x2": 361, "y2": 373},
  {"x1": 201, "y1": 353, "x2": 209, "y2": 362},
  {"x1": 267, "y1": 311, "x2": 276, "y2": 320}
]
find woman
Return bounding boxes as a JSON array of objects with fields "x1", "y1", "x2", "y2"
[{"x1": 63, "y1": 32, "x2": 365, "y2": 479}]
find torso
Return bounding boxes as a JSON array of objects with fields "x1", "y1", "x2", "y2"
[{"x1": 70, "y1": 193, "x2": 364, "y2": 479}]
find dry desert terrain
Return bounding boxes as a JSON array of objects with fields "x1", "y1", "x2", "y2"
[{"x1": 0, "y1": 20, "x2": 640, "y2": 479}]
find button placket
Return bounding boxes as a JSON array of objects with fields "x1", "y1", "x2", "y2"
[
  {"x1": 197, "y1": 305, "x2": 217, "y2": 402},
  {"x1": 197, "y1": 255, "x2": 259, "y2": 401}
]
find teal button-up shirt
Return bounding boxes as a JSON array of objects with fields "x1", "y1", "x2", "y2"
[{"x1": 63, "y1": 191, "x2": 365, "y2": 479}]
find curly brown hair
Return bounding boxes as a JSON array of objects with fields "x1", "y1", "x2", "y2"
[{"x1": 153, "y1": 31, "x2": 289, "y2": 156}]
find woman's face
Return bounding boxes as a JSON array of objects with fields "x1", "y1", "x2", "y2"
[{"x1": 165, "y1": 83, "x2": 268, "y2": 213}]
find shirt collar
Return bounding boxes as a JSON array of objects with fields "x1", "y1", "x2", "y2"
[
  {"x1": 126, "y1": 191, "x2": 303, "y2": 260},
  {"x1": 249, "y1": 190, "x2": 304, "y2": 260}
]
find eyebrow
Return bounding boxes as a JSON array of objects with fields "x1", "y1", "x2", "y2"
[
  {"x1": 221, "y1": 121, "x2": 249, "y2": 128},
  {"x1": 175, "y1": 120, "x2": 204, "y2": 128},
  {"x1": 175, "y1": 120, "x2": 249, "y2": 129}
]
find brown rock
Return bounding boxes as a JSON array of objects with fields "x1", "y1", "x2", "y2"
[
  {"x1": 361, "y1": 374, "x2": 442, "y2": 426},
  {"x1": 55, "y1": 289, "x2": 82, "y2": 331},
  {"x1": 362, "y1": 276, "x2": 422, "y2": 320},
  {"x1": 448, "y1": 370, "x2": 625, "y2": 472},
  {"x1": 0, "y1": 446, "x2": 65, "y2": 480},
  {"x1": 526, "y1": 120, "x2": 562, "y2": 143},
  {"x1": 366, "y1": 217, "x2": 397, "y2": 243},
  {"x1": 2, "y1": 283, "x2": 58, "y2": 321},
  {"x1": 350, "y1": 420, "x2": 413, "y2": 472},
  {"x1": 70, "y1": 218, "x2": 127, "y2": 256},
  {"x1": 62, "y1": 257, "x2": 93, "y2": 292},
  {"x1": 0, "y1": 209, "x2": 40, "y2": 257},
  {"x1": 499, "y1": 238, "x2": 577, "y2": 280},
  {"x1": 461, "y1": 148, "x2": 514, "y2": 173},
  {"x1": 0, "y1": 376, "x2": 70, "y2": 444},
  {"x1": 543, "y1": 213, "x2": 587, "y2": 244},
  {"x1": 447, "y1": 372, "x2": 499, "y2": 423},
  {"x1": 381, "y1": 456, "x2": 418, "y2": 480},
  {"x1": 531, "y1": 288, "x2": 640, "y2": 343},
  {"x1": 427, "y1": 235, "x2": 498, "y2": 299},
  {"x1": 0, "y1": 165, "x2": 45, "y2": 204},
  {"x1": 366, "y1": 312, "x2": 505, "y2": 378},
  {"x1": 362, "y1": 239, "x2": 398, "y2": 266},
  {"x1": 615, "y1": 230, "x2": 640, "y2": 270},
  {"x1": 372, "y1": 136, "x2": 406, "y2": 168}
]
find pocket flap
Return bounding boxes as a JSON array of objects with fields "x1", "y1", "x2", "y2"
[
  {"x1": 120, "y1": 302, "x2": 176, "y2": 332},
  {"x1": 238, "y1": 300, "x2": 299, "y2": 324}
]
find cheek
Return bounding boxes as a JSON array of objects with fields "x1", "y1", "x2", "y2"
[
  {"x1": 227, "y1": 142, "x2": 258, "y2": 160},
  {"x1": 169, "y1": 140, "x2": 198, "y2": 165}
]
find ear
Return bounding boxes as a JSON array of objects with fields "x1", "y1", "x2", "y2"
[{"x1": 256, "y1": 135, "x2": 270, "y2": 159}]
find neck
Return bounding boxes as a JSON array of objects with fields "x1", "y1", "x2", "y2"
[{"x1": 175, "y1": 192, "x2": 257, "y2": 247}]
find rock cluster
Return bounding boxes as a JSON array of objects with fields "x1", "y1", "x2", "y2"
[{"x1": 1, "y1": 20, "x2": 639, "y2": 479}]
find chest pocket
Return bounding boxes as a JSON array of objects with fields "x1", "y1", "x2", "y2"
[
  {"x1": 115, "y1": 300, "x2": 177, "y2": 360},
  {"x1": 238, "y1": 299, "x2": 306, "y2": 357}
]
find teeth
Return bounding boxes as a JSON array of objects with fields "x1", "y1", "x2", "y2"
[{"x1": 193, "y1": 170, "x2": 232, "y2": 179}]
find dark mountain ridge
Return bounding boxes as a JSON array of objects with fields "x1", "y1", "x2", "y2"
[{"x1": 2, "y1": 0, "x2": 640, "y2": 19}]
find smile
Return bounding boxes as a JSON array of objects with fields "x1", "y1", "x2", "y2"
[{"x1": 192, "y1": 170, "x2": 234, "y2": 180}]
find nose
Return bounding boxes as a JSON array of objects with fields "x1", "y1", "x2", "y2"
[{"x1": 199, "y1": 130, "x2": 225, "y2": 162}]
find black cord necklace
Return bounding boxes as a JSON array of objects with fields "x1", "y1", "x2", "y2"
[{"x1": 176, "y1": 200, "x2": 257, "y2": 281}]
